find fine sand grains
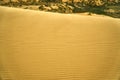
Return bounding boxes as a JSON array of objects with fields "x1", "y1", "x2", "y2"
[{"x1": 0, "y1": 6, "x2": 120, "y2": 80}]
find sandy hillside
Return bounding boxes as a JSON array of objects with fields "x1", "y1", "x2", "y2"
[{"x1": 0, "y1": 6, "x2": 120, "y2": 80}]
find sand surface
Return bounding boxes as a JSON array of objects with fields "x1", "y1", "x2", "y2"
[{"x1": 0, "y1": 6, "x2": 120, "y2": 80}]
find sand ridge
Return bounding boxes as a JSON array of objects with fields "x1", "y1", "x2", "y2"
[{"x1": 0, "y1": 6, "x2": 119, "y2": 19}]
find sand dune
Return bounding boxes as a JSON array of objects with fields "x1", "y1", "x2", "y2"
[{"x1": 0, "y1": 6, "x2": 120, "y2": 80}]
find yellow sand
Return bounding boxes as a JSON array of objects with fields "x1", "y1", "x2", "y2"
[{"x1": 0, "y1": 6, "x2": 120, "y2": 80}]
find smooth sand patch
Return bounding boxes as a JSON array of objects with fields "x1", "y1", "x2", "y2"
[{"x1": 0, "y1": 6, "x2": 120, "y2": 80}]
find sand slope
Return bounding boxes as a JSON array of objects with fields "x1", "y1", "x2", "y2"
[{"x1": 0, "y1": 6, "x2": 120, "y2": 80}]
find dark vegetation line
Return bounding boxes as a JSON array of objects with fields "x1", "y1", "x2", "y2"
[{"x1": 0, "y1": 0, "x2": 120, "y2": 18}]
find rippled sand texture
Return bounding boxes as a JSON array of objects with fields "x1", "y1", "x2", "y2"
[{"x1": 0, "y1": 6, "x2": 120, "y2": 80}]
